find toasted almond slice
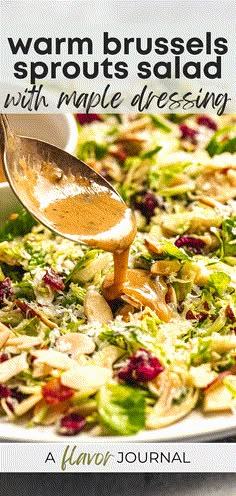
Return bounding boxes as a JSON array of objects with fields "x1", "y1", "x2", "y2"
[
  {"x1": 121, "y1": 294, "x2": 142, "y2": 309},
  {"x1": 199, "y1": 196, "x2": 223, "y2": 208},
  {"x1": 151, "y1": 260, "x2": 181, "y2": 276},
  {"x1": 14, "y1": 301, "x2": 58, "y2": 330},
  {"x1": 6, "y1": 336, "x2": 42, "y2": 350},
  {"x1": 91, "y1": 345, "x2": 124, "y2": 369},
  {"x1": 115, "y1": 303, "x2": 134, "y2": 321},
  {"x1": 165, "y1": 286, "x2": 177, "y2": 305},
  {"x1": 32, "y1": 349, "x2": 78, "y2": 370},
  {"x1": 84, "y1": 289, "x2": 113, "y2": 324},
  {"x1": 31, "y1": 310, "x2": 57, "y2": 330},
  {"x1": 147, "y1": 389, "x2": 198, "y2": 429},
  {"x1": 203, "y1": 383, "x2": 235, "y2": 412},
  {"x1": 144, "y1": 235, "x2": 163, "y2": 254},
  {"x1": 0, "y1": 352, "x2": 28, "y2": 382},
  {"x1": 61, "y1": 365, "x2": 112, "y2": 392},
  {"x1": 14, "y1": 394, "x2": 42, "y2": 416},
  {"x1": 32, "y1": 360, "x2": 53, "y2": 378},
  {"x1": 0, "y1": 322, "x2": 10, "y2": 333},
  {"x1": 122, "y1": 270, "x2": 171, "y2": 322},
  {"x1": 189, "y1": 364, "x2": 218, "y2": 388},
  {"x1": 211, "y1": 335, "x2": 236, "y2": 353},
  {"x1": 18, "y1": 385, "x2": 42, "y2": 395},
  {"x1": 57, "y1": 332, "x2": 95, "y2": 357},
  {"x1": 0, "y1": 328, "x2": 11, "y2": 349}
]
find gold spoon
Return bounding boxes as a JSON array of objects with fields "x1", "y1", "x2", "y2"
[{"x1": 0, "y1": 114, "x2": 136, "y2": 255}]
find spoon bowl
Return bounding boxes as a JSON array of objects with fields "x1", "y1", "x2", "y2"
[{"x1": 0, "y1": 114, "x2": 135, "y2": 252}]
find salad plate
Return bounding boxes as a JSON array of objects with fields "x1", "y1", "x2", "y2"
[{"x1": 0, "y1": 113, "x2": 236, "y2": 442}]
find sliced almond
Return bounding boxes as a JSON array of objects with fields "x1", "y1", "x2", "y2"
[
  {"x1": 147, "y1": 389, "x2": 198, "y2": 429},
  {"x1": 199, "y1": 196, "x2": 223, "y2": 208},
  {"x1": 144, "y1": 234, "x2": 163, "y2": 254},
  {"x1": 203, "y1": 383, "x2": 235, "y2": 412},
  {"x1": 56, "y1": 332, "x2": 95, "y2": 357},
  {"x1": 84, "y1": 289, "x2": 113, "y2": 324},
  {"x1": 32, "y1": 349, "x2": 78, "y2": 370},
  {"x1": 61, "y1": 365, "x2": 112, "y2": 392},
  {"x1": 14, "y1": 394, "x2": 42, "y2": 416},
  {"x1": 91, "y1": 345, "x2": 124, "y2": 369},
  {"x1": 151, "y1": 260, "x2": 181, "y2": 276},
  {"x1": 165, "y1": 286, "x2": 177, "y2": 305},
  {"x1": 18, "y1": 385, "x2": 42, "y2": 395},
  {"x1": 0, "y1": 328, "x2": 11, "y2": 349},
  {"x1": 211, "y1": 335, "x2": 236, "y2": 353},
  {"x1": 121, "y1": 294, "x2": 142, "y2": 309},
  {"x1": 189, "y1": 364, "x2": 218, "y2": 388},
  {"x1": 6, "y1": 336, "x2": 42, "y2": 350},
  {"x1": 32, "y1": 360, "x2": 53, "y2": 378},
  {"x1": 14, "y1": 301, "x2": 58, "y2": 330},
  {"x1": 0, "y1": 352, "x2": 28, "y2": 382},
  {"x1": 0, "y1": 322, "x2": 11, "y2": 333},
  {"x1": 115, "y1": 303, "x2": 134, "y2": 321},
  {"x1": 122, "y1": 270, "x2": 171, "y2": 322}
]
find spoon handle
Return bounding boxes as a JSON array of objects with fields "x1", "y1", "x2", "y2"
[{"x1": 0, "y1": 114, "x2": 15, "y2": 143}]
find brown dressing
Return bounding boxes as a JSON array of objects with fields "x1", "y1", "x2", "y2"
[
  {"x1": 43, "y1": 189, "x2": 137, "y2": 297},
  {"x1": 123, "y1": 269, "x2": 171, "y2": 322},
  {"x1": 15, "y1": 159, "x2": 137, "y2": 297},
  {"x1": 15, "y1": 159, "x2": 170, "y2": 321},
  {"x1": 102, "y1": 268, "x2": 171, "y2": 322},
  {"x1": 44, "y1": 192, "x2": 135, "y2": 250}
]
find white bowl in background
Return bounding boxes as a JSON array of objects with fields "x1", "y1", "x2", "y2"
[
  {"x1": 0, "y1": 113, "x2": 78, "y2": 185},
  {"x1": 7, "y1": 113, "x2": 78, "y2": 155}
]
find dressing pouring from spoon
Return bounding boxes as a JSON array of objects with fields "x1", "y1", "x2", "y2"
[{"x1": 0, "y1": 114, "x2": 137, "y2": 299}]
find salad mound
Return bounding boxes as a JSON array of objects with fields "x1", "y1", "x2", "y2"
[{"x1": 0, "y1": 113, "x2": 236, "y2": 437}]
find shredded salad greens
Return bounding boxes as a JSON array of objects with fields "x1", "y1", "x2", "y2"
[{"x1": 0, "y1": 113, "x2": 236, "y2": 437}]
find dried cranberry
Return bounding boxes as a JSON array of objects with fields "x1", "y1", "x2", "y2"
[
  {"x1": 118, "y1": 348, "x2": 164, "y2": 384},
  {"x1": 175, "y1": 236, "x2": 205, "y2": 254},
  {"x1": 186, "y1": 310, "x2": 207, "y2": 322},
  {"x1": 42, "y1": 378, "x2": 74, "y2": 405},
  {"x1": 198, "y1": 312, "x2": 208, "y2": 322},
  {"x1": 57, "y1": 412, "x2": 86, "y2": 436},
  {"x1": 76, "y1": 114, "x2": 101, "y2": 125},
  {"x1": 0, "y1": 353, "x2": 9, "y2": 363},
  {"x1": 186, "y1": 310, "x2": 196, "y2": 320},
  {"x1": 43, "y1": 268, "x2": 65, "y2": 291},
  {"x1": 197, "y1": 116, "x2": 217, "y2": 131},
  {"x1": 0, "y1": 384, "x2": 11, "y2": 399},
  {"x1": 133, "y1": 192, "x2": 164, "y2": 223},
  {"x1": 110, "y1": 145, "x2": 128, "y2": 163},
  {"x1": 0, "y1": 278, "x2": 13, "y2": 306},
  {"x1": 226, "y1": 305, "x2": 236, "y2": 322},
  {"x1": 179, "y1": 124, "x2": 198, "y2": 144}
]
